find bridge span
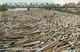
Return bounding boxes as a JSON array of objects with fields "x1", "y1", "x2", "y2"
[{"x1": 3, "y1": 2, "x2": 80, "y2": 10}]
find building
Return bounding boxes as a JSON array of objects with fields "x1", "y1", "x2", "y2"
[{"x1": 63, "y1": 2, "x2": 77, "y2": 7}]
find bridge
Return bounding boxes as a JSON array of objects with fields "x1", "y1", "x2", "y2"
[{"x1": 3, "y1": 2, "x2": 80, "y2": 10}]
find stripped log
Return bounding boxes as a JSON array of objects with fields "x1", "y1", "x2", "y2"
[
  {"x1": 22, "y1": 41, "x2": 40, "y2": 47},
  {"x1": 35, "y1": 35, "x2": 62, "y2": 52},
  {"x1": 55, "y1": 44, "x2": 69, "y2": 52}
]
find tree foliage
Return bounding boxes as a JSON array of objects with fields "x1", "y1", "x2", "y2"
[{"x1": 0, "y1": 5, "x2": 8, "y2": 12}]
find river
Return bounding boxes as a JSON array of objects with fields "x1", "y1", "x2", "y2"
[{"x1": 8, "y1": 8, "x2": 39, "y2": 11}]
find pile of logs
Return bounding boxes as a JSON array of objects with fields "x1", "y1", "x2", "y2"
[
  {"x1": 0, "y1": 10, "x2": 80, "y2": 52},
  {"x1": 0, "y1": 25, "x2": 80, "y2": 52}
]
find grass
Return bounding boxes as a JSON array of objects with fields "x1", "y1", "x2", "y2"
[{"x1": 56, "y1": 9, "x2": 80, "y2": 15}]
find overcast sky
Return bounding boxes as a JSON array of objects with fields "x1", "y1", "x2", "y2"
[{"x1": 0, "y1": 0, "x2": 80, "y2": 5}]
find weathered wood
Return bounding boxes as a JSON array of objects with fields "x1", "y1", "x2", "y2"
[
  {"x1": 22, "y1": 41, "x2": 40, "y2": 47},
  {"x1": 35, "y1": 36, "x2": 62, "y2": 52}
]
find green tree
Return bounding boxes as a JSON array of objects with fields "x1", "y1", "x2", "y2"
[{"x1": 0, "y1": 5, "x2": 8, "y2": 12}]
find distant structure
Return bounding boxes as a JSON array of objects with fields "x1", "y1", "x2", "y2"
[
  {"x1": 63, "y1": 2, "x2": 80, "y2": 7},
  {"x1": 78, "y1": 2, "x2": 80, "y2": 5},
  {"x1": 3, "y1": 2, "x2": 56, "y2": 10},
  {"x1": 3, "y1": 2, "x2": 80, "y2": 10}
]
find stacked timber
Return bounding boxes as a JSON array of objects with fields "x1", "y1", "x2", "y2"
[{"x1": 0, "y1": 10, "x2": 80, "y2": 52}]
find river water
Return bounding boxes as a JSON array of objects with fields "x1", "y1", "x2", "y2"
[{"x1": 8, "y1": 8, "x2": 39, "y2": 11}]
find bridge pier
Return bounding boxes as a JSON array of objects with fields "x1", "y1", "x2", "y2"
[
  {"x1": 27, "y1": 7, "x2": 30, "y2": 10},
  {"x1": 45, "y1": 7, "x2": 48, "y2": 9},
  {"x1": 49, "y1": 8, "x2": 51, "y2": 10},
  {"x1": 45, "y1": 7, "x2": 51, "y2": 10}
]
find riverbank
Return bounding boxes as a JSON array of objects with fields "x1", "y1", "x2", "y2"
[{"x1": 56, "y1": 9, "x2": 80, "y2": 15}]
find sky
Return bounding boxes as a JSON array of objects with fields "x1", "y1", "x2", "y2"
[{"x1": 0, "y1": 0, "x2": 80, "y2": 5}]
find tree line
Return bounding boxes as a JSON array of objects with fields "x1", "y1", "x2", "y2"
[{"x1": 0, "y1": 5, "x2": 8, "y2": 12}]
